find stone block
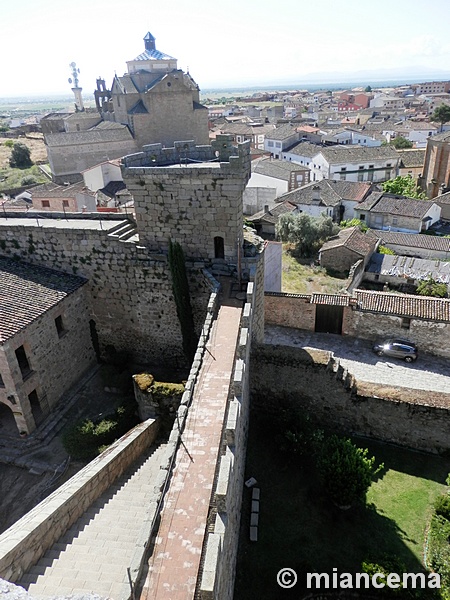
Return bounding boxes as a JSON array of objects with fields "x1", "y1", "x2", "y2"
[{"x1": 249, "y1": 526, "x2": 258, "y2": 542}]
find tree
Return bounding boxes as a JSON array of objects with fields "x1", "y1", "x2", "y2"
[
  {"x1": 168, "y1": 239, "x2": 198, "y2": 364},
  {"x1": 316, "y1": 435, "x2": 383, "y2": 507},
  {"x1": 382, "y1": 175, "x2": 427, "y2": 200},
  {"x1": 431, "y1": 104, "x2": 450, "y2": 132},
  {"x1": 365, "y1": 85, "x2": 372, "y2": 93},
  {"x1": 391, "y1": 136, "x2": 413, "y2": 149},
  {"x1": 417, "y1": 276, "x2": 448, "y2": 298},
  {"x1": 9, "y1": 142, "x2": 33, "y2": 168},
  {"x1": 276, "y1": 213, "x2": 339, "y2": 257}
]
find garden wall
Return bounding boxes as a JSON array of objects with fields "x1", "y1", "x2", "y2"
[{"x1": 250, "y1": 345, "x2": 450, "y2": 454}]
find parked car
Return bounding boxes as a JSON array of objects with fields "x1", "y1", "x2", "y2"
[{"x1": 372, "y1": 338, "x2": 418, "y2": 362}]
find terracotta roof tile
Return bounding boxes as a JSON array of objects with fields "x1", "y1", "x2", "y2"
[
  {"x1": 354, "y1": 289, "x2": 450, "y2": 321},
  {"x1": 0, "y1": 258, "x2": 87, "y2": 343}
]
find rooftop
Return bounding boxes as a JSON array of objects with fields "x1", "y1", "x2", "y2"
[
  {"x1": 354, "y1": 289, "x2": 450, "y2": 321},
  {"x1": 0, "y1": 258, "x2": 87, "y2": 343}
]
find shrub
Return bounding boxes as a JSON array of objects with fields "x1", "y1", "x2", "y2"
[
  {"x1": 378, "y1": 245, "x2": 396, "y2": 255},
  {"x1": 417, "y1": 276, "x2": 448, "y2": 298},
  {"x1": 316, "y1": 435, "x2": 383, "y2": 507},
  {"x1": 434, "y1": 493, "x2": 450, "y2": 521},
  {"x1": 21, "y1": 175, "x2": 37, "y2": 186},
  {"x1": 428, "y1": 514, "x2": 450, "y2": 592},
  {"x1": 339, "y1": 218, "x2": 368, "y2": 232},
  {"x1": 4, "y1": 139, "x2": 14, "y2": 148},
  {"x1": 62, "y1": 398, "x2": 139, "y2": 461}
]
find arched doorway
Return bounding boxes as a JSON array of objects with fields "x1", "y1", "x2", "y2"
[{"x1": 0, "y1": 401, "x2": 21, "y2": 437}]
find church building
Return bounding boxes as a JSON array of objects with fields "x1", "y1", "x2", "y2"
[{"x1": 41, "y1": 32, "x2": 209, "y2": 184}]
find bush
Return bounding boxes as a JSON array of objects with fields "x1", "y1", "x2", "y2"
[
  {"x1": 21, "y1": 175, "x2": 37, "y2": 186},
  {"x1": 428, "y1": 514, "x2": 450, "y2": 592},
  {"x1": 4, "y1": 139, "x2": 14, "y2": 148},
  {"x1": 434, "y1": 494, "x2": 450, "y2": 521},
  {"x1": 316, "y1": 435, "x2": 383, "y2": 507},
  {"x1": 417, "y1": 276, "x2": 448, "y2": 298},
  {"x1": 62, "y1": 398, "x2": 139, "y2": 461},
  {"x1": 378, "y1": 245, "x2": 396, "y2": 255},
  {"x1": 339, "y1": 218, "x2": 368, "y2": 232}
]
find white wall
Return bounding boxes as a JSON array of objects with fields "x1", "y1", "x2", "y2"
[{"x1": 263, "y1": 241, "x2": 283, "y2": 292}]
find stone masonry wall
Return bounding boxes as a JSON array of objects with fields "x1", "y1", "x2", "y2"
[
  {"x1": 265, "y1": 292, "x2": 316, "y2": 331},
  {"x1": 121, "y1": 137, "x2": 251, "y2": 262},
  {"x1": 265, "y1": 292, "x2": 450, "y2": 358},
  {"x1": 0, "y1": 419, "x2": 159, "y2": 583},
  {"x1": 251, "y1": 345, "x2": 450, "y2": 454},
  {"x1": 0, "y1": 285, "x2": 95, "y2": 434},
  {"x1": 0, "y1": 221, "x2": 210, "y2": 365}
]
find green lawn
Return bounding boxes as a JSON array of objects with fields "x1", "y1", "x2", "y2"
[{"x1": 234, "y1": 412, "x2": 449, "y2": 599}]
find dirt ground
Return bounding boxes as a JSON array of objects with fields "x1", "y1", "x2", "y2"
[
  {"x1": 0, "y1": 368, "x2": 127, "y2": 536},
  {"x1": 0, "y1": 461, "x2": 82, "y2": 535},
  {"x1": 0, "y1": 134, "x2": 47, "y2": 168}
]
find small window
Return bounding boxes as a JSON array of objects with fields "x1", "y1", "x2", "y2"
[
  {"x1": 62, "y1": 200, "x2": 69, "y2": 208},
  {"x1": 15, "y1": 345, "x2": 32, "y2": 380},
  {"x1": 0, "y1": 373, "x2": 4, "y2": 387},
  {"x1": 55, "y1": 315, "x2": 65, "y2": 337},
  {"x1": 401, "y1": 317, "x2": 411, "y2": 330},
  {"x1": 360, "y1": 214, "x2": 366, "y2": 221},
  {"x1": 42, "y1": 200, "x2": 50, "y2": 208},
  {"x1": 214, "y1": 236, "x2": 225, "y2": 259}
]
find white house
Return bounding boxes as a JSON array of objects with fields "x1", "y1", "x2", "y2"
[
  {"x1": 282, "y1": 143, "x2": 400, "y2": 184},
  {"x1": 264, "y1": 124, "x2": 301, "y2": 158},
  {"x1": 325, "y1": 128, "x2": 382, "y2": 147}
]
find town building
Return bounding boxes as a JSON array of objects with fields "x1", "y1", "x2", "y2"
[
  {"x1": 0, "y1": 258, "x2": 95, "y2": 435},
  {"x1": 420, "y1": 130, "x2": 450, "y2": 198},
  {"x1": 355, "y1": 191, "x2": 441, "y2": 233},
  {"x1": 282, "y1": 143, "x2": 400, "y2": 183}
]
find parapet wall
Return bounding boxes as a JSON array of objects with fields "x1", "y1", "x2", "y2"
[
  {"x1": 0, "y1": 419, "x2": 159, "y2": 583},
  {"x1": 250, "y1": 344, "x2": 450, "y2": 454}
]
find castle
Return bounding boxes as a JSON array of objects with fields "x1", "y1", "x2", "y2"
[{"x1": 41, "y1": 32, "x2": 209, "y2": 184}]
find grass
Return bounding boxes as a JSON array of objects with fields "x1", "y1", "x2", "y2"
[
  {"x1": 234, "y1": 411, "x2": 450, "y2": 599},
  {"x1": 282, "y1": 245, "x2": 348, "y2": 294}
]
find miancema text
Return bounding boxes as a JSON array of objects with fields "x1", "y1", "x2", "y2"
[{"x1": 307, "y1": 569, "x2": 440, "y2": 590}]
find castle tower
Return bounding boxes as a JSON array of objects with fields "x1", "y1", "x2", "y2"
[{"x1": 121, "y1": 135, "x2": 251, "y2": 264}]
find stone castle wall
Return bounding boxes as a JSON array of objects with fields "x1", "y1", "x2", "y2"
[
  {"x1": 0, "y1": 220, "x2": 210, "y2": 364},
  {"x1": 251, "y1": 345, "x2": 450, "y2": 454}
]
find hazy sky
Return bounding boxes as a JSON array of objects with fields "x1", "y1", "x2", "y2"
[{"x1": 1, "y1": 0, "x2": 450, "y2": 97}]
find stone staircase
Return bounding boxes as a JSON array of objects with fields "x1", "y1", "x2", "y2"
[
  {"x1": 18, "y1": 442, "x2": 169, "y2": 599},
  {"x1": 107, "y1": 221, "x2": 139, "y2": 244}
]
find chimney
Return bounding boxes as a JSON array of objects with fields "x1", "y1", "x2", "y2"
[
  {"x1": 264, "y1": 204, "x2": 269, "y2": 213},
  {"x1": 312, "y1": 186, "x2": 321, "y2": 202}
]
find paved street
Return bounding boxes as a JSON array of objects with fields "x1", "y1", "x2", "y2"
[{"x1": 265, "y1": 326, "x2": 450, "y2": 394}]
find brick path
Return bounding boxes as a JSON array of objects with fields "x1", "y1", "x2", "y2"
[{"x1": 140, "y1": 295, "x2": 242, "y2": 600}]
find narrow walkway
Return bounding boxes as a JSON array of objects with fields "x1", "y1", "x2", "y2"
[
  {"x1": 140, "y1": 294, "x2": 243, "y2": 599},
  {"x1": 19, "y1": 442, "x2": 169, "y2": 599}
]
